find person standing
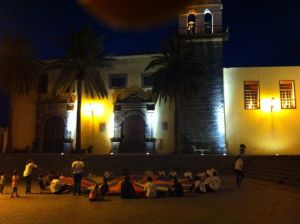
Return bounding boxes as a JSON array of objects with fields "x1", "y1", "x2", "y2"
[
  {"x1": 0, "y1": 171, "x2": 5, "y2": 194},
  {"x1": 11, "y1": 170, "x2": 19, "y2": 198},
  {"x1": 23, "y1": 159, "x2": 38, "y2": 194},
  {"x1": 71, "y1": 158, "x2": 84, "y2": 195},
  {"x1": 235, "y1": 155, "x2": 244, "y2": 187}
]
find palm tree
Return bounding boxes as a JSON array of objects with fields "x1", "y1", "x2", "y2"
[
  {"x1": 48, "y1": 27, "x2": 114, "y2": 153},
  {"x1": 145, "y1": 37, "x2": 206, "y2": 153},
  {"x1": 0, "y1": 36, "x2": 43, "y2": 152}
]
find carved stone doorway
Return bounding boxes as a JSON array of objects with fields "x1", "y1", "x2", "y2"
[
  {"x1": 43, "y1": 116, "x2": 64, "y2": 153},
  {"x1": 120, "y1": 114, "x2": 146, "y2": 153},
  {"x1": 111, "y1": 91, "x2": 155, "y2": 154}
]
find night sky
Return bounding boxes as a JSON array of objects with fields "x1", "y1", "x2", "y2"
[{"x1": 0, "y1": 0, "x2": 300, "y2": 126}]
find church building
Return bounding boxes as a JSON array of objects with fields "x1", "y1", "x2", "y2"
[{"x1": 2, "y1": 0, "x2": 300, "y2": 155}]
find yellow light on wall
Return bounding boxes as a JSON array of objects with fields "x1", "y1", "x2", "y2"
[
  {"x1": 261, "y1": 97, "x2": 280, "y2": 112},
  {"x1": 82, "y1": 102, "x2": 105, "y2": 116}
]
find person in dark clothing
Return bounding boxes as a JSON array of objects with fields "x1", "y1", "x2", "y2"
[
  {"x1": 120, "y1": 176, "x2": 135, "y2": 199},
  {"x1": 100, "y1": 178, "x2": 110, "y2": 196},
  {"x1": 170, "y1": 177, "x2": 184, "y2": 197}
]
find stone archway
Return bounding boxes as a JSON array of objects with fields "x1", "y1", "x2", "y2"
[
  {"x1": 120, "y1": 114, "x2": 146, "y2": 153},
  {"x1": 43, "y1": 116, "x2": 64, "y2": 153},
  {"x1": 204, "y1": 10, "x2": 213, "y2": 33},
  {"x1": 111, "y1": 91, "x2": 155, "y2": 153}
]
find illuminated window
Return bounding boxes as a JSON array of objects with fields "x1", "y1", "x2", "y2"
[
  {"x1": 279, "y1": 80, "x2": 296, "y2": 109},
  {"x1": 109, "y1": 74, "x2": 127, "y2": 89},
  {"x1": 244, "y1": 81, "x2": 260, "y2": 109},
  {"x1": 141, "y1": 73, "x2": 154, "y2": 88}
]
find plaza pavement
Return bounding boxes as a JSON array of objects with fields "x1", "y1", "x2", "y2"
[{"x1": 0, "y1": 176, "x2": 300, "y2": 224}]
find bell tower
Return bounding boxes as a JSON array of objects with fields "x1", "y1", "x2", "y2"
[{"x1": 178, "y1": 0, "x2": 229, "y2": 152}]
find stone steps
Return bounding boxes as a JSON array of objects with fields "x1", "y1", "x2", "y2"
[
  {"x1": 0, "y1": 154, "x2": 235, "y2": 176},
  {"x1": 244, "y1": 156, "x2": 300, "y2": 187}
]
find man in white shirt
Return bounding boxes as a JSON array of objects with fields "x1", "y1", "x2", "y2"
[
  {"x1": 235, "y1": 155, "x2": 244, "y2": 187},
  {"x1": 71, "y1": 158, "x2": 84, "y2": 195},
  {"x1": 23, "y1": 159, "x2": 38, "y2": 194}
]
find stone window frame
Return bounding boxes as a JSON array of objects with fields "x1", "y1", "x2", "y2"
[
  {"x1": 141, "y1": 72, "x2": 154, "y2": 88},
  {"x1": 244, "y1": 81, "x2": 260, "y2": 110},
  {"x1": 109, "y1": 73, "x2": 128, "y2": 89},
  {"x1": 279, "y1": 80, "x2": 296, "y2": 109}
]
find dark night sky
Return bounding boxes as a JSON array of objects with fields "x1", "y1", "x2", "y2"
[{"x1": 0, "y1": 0, "x2": 300, "y2": 126}]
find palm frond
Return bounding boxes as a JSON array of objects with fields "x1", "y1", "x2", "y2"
[
  {"x1": 0, "y1": 36, "x2": 43, "y2": 96},
  {"x1": 145, "y1": 36, "x2": 207, "y2": 104}
]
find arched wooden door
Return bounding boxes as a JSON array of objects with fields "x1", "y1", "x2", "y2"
[
  {"x1": 43, "y1": 116, "x2": 64, "y2": 153},
  {"x1": 120, "y1": 115, "x2": 146, "y2": 153}
]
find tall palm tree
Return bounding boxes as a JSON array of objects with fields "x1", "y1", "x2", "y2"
[
  {"x1": 145, "y1": 37, "x2": 206, "y2": 153},
  {"x1": 49, "y1": 27, "x2": 114, "y2": 153},
  {"x1": 0, "y1": 36, "x2": 43, "y2": 152}
]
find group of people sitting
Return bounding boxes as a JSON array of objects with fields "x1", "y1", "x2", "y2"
[
  {"x1": 1, "y1": 165, "x2": 221, "y2": 201},
  {"x1": 117, "y1": 166, "x2": 221, "y2": 200}
]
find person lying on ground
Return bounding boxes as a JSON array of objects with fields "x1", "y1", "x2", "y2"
[{"x1": 49, "y1": 175, "x2": 69, "y2": 194}]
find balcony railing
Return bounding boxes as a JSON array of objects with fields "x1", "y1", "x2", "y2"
[{"x1": 178, "y1": 25, "x2": 228, "y2": 36}]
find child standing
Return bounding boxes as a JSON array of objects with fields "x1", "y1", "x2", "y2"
[
  {"x1": 144, "y1": 176, "x2": 157, "y2": 198},
  {"x1": 11, "y1": 170, "x2": 19, "y2": 198},
  {"x1": 0, "y1": 171, "x2": 4, "y2": 194}
]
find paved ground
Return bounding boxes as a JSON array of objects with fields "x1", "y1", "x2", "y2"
[{"x1": 0, "y1": 176, "x2": 300, "y2": 224}]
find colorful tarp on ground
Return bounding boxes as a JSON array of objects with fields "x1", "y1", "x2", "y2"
[{"x1": 81, "y1": 175, "x2": 194, "y2": 196}]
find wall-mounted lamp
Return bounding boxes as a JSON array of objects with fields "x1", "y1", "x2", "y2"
[
  {"x1": 261, "y1": 97, "x2": 280, "y2": 112},
  {"x1": 270, "y1": 97, "x2": 275, "y2": 112}
]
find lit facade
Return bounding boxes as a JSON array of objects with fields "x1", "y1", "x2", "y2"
[
  {"x1": 224, "y1": 67, "x2": 300, "y2": 155},
  {"x1": 3, "y1": 0, "x2": 300, "y2": 155}
]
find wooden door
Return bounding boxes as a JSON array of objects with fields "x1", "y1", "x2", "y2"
[
  {"x1": 120, "y1": 115, "x2": 146, "y2": 153},
  {"x1": 43, "y1": 116, "x2": 64, "y2": 153}
]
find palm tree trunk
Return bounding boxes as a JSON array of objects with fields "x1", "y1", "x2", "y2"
[
  {"x1": 75, "y1": 79, "x2": 82, "y2": 153},
  {"x1": 174, "y1": 93, "x2": 181, "y2": 154}
]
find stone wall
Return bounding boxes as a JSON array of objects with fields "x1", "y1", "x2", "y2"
[{"x1": 181, "y1": 41, "x2": 225, "y2": 151}]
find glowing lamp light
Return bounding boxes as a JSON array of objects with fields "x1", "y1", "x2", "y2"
[
  {"x1": 83, "y1": 103, "x2": 105, "y2": 116},
  {"x1": 110, "y1": 152, "x2": 114, "y2": 155},
  {"x1": 61, "y1": 153, "x2": 64, "y2": 156},
  {"x1": 223, "y1": 153, "x2": 227, "y2": 156},
  {"x1": 146, "y1": 152, "x2": 150, "y2": 155},
  {"x1": 261, "y1": 97, "x2": 280, "y2": 112},
  {"x1": 275, "y1": 154, "x2": 280, "y2": 156}
]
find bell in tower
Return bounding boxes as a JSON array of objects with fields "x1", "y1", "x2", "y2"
[{"x1": 178, "y1": 0, "x2": 228, "y2": 38}]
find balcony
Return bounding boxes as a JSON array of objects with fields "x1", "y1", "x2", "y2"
[{"x1": 178, "y1": 25, "x2": 229, "y2": 41}]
